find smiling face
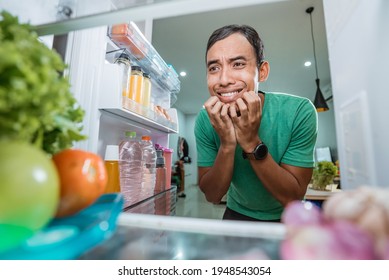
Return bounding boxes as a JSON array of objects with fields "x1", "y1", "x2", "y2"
[{"x1": 206, "y1": 33, "x2": 261, "y2": 104}]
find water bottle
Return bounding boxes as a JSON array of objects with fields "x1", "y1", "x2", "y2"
[
  {"x1": 140, "y1": 135, "x2": 157, "y2": 195},
  {"x1": 119, "y1": 131, "x2": 143, "y2": 206}
]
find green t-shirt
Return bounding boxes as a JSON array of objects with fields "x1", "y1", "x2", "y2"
[{"x1": 194, "y1": 92, "x2": 318, "y2": 220}]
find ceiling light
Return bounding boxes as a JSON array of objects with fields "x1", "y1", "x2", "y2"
[
  {"x1": 306, "y1": 7, "x2": 329, "y2": 112},
  {"x1": 304, "y1": 61, "x2": 312, "y2": 67},
  {"x1": 179, "y1": 71, "x2": 187, "y2": 77}
]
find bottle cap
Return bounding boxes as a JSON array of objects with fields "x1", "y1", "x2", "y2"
[
  {"x1": 118, "y1": 52, "x2": 130, "y2": 60},
  {"x1": 163, "y1": 147, "x2": 173, "y2": 154},
  {"x1": 115, "y1": 52, "x2": 130, "y2": 63},
  {"x1": 142, "y1": 135, "x2": 151, "y2": 141},
  {"x1": 125, "y1": 131, "x2": 136, "y2": 138},
  {"x1": 104, "y1": 145, "x2": 119, "y2": 161},
  {"x1": 131, "y1": 65, "x2": 142, "y2": 72}
]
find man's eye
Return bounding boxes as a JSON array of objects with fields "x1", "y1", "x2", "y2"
[
  {"x1": 208, "y1": 66, "x2": 219, "y2": 72},
  {"x1": 234, "y1": 62, "x2": 245, "y2": 67}
]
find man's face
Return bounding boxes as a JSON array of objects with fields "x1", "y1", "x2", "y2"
[{"x1": 206, "y1": 33, "x2": 260, "y2": 104}]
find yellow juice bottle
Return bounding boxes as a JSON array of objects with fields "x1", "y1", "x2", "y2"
[
  {"x1": 129, "y1": 66, "x2": 144, "y2": 104},
  {"x1": 104, "y1": 145, "x2": 120, "y2": 193}
]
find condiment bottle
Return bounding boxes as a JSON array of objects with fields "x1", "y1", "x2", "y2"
[
  {"x1": 129, "y1": 66, "x2": 144, "y2": 104},
  {"x1": 155, "y1": 149, "x2": 166, "y2": 192},
  {"x1": 142, "y1": 72, "x2": 152, "y2": 109},
  {"x1": 104, "y1": 145, "x2": 120, "y2": 193},
  {"x1": 115, "y1": 53, "x2": 131, "y2": 99},
  {"x1": 163, "y1": 147, "x2": 173, "y2": 188}
]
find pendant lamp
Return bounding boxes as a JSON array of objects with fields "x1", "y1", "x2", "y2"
[{"x1": 306, "y1": 7, "x2": 329, "y2": 112}]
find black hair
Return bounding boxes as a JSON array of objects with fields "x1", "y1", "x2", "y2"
[{"x1": 206, "y1": 24, "x2": 265, "y2": 67}]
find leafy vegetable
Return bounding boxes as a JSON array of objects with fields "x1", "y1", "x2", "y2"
[
  {"x1": 0, "y1": 11, "x2": 85, "y2": 155},
  {"x1": 312, "y1": 161, "x2": 338, "y2": 190}
]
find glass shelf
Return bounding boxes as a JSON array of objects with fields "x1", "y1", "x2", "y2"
[
  {"x1": 123, "y1": 186, "x2": 177, "y2": 216},
  {"x1": 100, "y1": 104, "x2": 178, "y2": 134},
  {"x1": 79, "y1": 212, "x2": 284, "y2": 260}
]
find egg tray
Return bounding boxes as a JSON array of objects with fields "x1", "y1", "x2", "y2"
[{"x1": 0, "y1": 193, "x2": 123, "y2": 260}]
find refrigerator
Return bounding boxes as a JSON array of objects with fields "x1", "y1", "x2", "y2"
[
  {"x1": 2, "y1": 0, "x2": 388, "y2": 260},
  {"x1": 0, "y1": 0, "x2": 287, "y2": 260},
  {"x1": 323, "y1": 0, "x2": 389, "y2": 190}
]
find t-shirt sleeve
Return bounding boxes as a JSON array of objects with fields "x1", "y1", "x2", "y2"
[
  {"x1": 194, "y1": 109, "x2": 219, "y2": 167},
  {"x1": 281, "y1": 99, "x2": 318, "y2": 168}
]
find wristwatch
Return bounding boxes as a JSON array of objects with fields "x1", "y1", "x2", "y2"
[{"x1": 242, "y1": 142, "x2": 268, "y2": 160}]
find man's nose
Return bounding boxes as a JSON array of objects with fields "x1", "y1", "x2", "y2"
[{"x1": 219, "y1": 68, "x2": 233, "y2": 86}]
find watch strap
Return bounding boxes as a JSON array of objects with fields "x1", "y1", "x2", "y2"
[
  {"x1": 242, "y1": 142, "x2": 268, "y2": 160},
  {"x1": 242, "y1": 151, "x2": 256, "y2": 160}
]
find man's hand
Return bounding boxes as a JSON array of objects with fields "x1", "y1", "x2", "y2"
[
  {"x1": 229, "y1": 91, "x2": 262, "y2": 152},
  {"x1": 204, "y1": 96, "x2": 237, "y2": 148}
]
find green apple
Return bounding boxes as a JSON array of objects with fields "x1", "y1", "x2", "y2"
[{"x1": 0, "y1": 141, "x2": 60, "y2": 253}]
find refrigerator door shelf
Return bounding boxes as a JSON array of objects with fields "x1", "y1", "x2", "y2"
[
  {"x1": 100, "y1": 107, "x2": 178, "y2": 134},
  {"x1": 98, "y1": 63, "x2": 178, "y2": 134},
  {"x1": 106, "y1": 24, "x2": 180, "y2": 104}
]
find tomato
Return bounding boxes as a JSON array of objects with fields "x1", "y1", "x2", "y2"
[
  {"x1": 0, "y1": 141, "x2": 60, "y2": 252},
  {"x1": 52, "y1": 149, "x2": 107, "y2": 218}
]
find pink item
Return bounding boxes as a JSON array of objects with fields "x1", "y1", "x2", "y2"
[{"x1": 163, "y1": 148, "x2": 173, "y2": 188}]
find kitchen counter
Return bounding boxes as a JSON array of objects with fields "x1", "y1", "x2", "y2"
[
  {"x1": 79, "y1": 213, "x2": 285, "y2": 260},
  {"x1": 304, "y1": 184, "x2": 341, "y2": 200}
]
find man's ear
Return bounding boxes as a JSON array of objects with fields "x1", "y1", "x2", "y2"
[{"x1": 259, "y1": 61, "x2": 270, "y2": 82}]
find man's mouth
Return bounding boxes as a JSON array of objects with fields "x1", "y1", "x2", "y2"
[
  {"x1": 217, "y1": 88, "x2": 244, "y2": 98},
  {"x1": 220, "y1": 91, "x2": 239, "y2": 97}
]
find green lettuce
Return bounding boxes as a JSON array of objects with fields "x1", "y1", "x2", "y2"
[{"x1": 0, "y1": 11, "x2": 86, "y2": 155}]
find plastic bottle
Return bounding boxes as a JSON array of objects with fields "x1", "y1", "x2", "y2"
[
  {"x1": 155, "y1": 149, "x2": 166, "y2": 193},
  {"x1": 129, "y1": 66, "x2": 144, "y2": 104},
  {"x1": 119, "y1": 131, "x2": 143, "y2": 206},
  {"x1": 140, "y1": 135, "x2": 157, "y2": 194},
  {"x1": 142, "y1": 73, "x2": 151, "y2": 109},
  {"x1": 104, "y1": 145, "x2": 120, "y2": 193},
  {"x1": 115, "y1": 53, "x2": 131, "y2": 99},
  {"x1": 163, "y1": 147, "x2": 173, "y2": 189}
]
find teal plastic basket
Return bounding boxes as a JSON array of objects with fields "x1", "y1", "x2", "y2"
[{"x1": 0, "y1": 193, "x2": 123, "y2": 260}]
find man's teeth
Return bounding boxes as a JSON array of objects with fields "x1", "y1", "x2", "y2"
[{"x1": 220, "y1": 91, "x2": 238, "y2": 97}]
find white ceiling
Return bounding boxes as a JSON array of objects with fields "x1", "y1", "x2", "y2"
[{"x1": 151, "y1": 0, "x2": 331, "y2": 115}]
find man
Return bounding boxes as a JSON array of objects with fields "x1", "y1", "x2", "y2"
[{"x1": 194, "y1": 24, "x2": 318, "y2": 222}]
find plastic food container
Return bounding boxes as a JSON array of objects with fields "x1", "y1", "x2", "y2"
[{"x1": 0, "y1": 194, "x2": 123, "y2": 260}]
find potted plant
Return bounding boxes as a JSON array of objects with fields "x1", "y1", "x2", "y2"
[{"x1": 311, "y1": 161, "x2": 338, "y2": 191}]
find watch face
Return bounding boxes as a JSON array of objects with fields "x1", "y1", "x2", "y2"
[{"x1": 254, "y1": 143, "x2": 268, "y2": 160}]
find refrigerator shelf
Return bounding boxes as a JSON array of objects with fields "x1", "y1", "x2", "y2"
[{"x1": 100, "y1": 105, "x2": 178, "y2": 134}]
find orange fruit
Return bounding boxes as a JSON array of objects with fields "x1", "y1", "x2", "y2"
[{"x1": 52, "y1": 149, "x2": 107, "y2": 218}]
